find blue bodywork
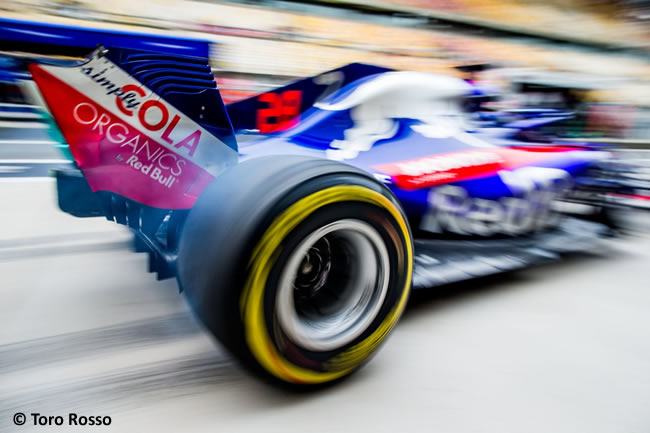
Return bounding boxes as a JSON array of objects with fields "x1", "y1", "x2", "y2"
[
  {"x1": 0, "y1": 17, "x2": 211, "y2": 57},
  {"x1": 223, "y1": 67, "x2": 607, "y2": 237}
]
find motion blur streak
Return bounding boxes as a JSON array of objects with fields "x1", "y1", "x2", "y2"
[{"x1": 1, "y1": 0, "x2": 650, "y2": 431}]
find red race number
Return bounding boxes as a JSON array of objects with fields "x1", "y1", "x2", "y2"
[{"x1": 256, "y1": 90, "x2": 302, "y2": 133}]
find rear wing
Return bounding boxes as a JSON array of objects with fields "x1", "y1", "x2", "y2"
[{"x1": 29, "y1": 46, "x2": 237, "y2": 210}]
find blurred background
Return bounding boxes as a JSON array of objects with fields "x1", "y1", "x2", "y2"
[
  {"x1": 1, "y1": 1, "x2": 650, "y2": 432},
  {"x1": 2, "y1": 0, "x2": 650, "y2": 135}
]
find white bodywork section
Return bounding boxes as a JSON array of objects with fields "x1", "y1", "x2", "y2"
[
  {"x1": 315, "y1": 71, "x2": 471, "y2": 114},
  {"x1": 315, "y1": 72, "x2": 479, "y2": 160}
]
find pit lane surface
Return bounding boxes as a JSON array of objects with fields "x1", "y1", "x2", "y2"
[{"x1": 2, "y1": 170, "x2": 650, "y2": 432}]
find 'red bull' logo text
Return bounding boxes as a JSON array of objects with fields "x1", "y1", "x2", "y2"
[{"x1": 125, "y1": 154, "x2": 176, "y2": 188}]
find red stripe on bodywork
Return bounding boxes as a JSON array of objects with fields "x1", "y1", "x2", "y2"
[
  {"x1": 610, "y1": 193, "x2": 650, "y2": 201},
  {"x1": 375, "y1": 147, "x2": 570, "y2": 190}
]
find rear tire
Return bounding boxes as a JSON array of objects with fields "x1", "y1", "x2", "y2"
[{"x1": 177, "y1": 156, "x2": 413, "y2": 386}]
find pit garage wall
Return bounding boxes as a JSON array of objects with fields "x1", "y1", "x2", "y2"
[
  {"x1": 316, "y1": 0, "x2": 650, "y2": 48},
  {"x1": 3, "y1": 0, "x2": 650, "y2": 111},
  {"x1": 6, "y1": 0, "x2": 650, "y2": 82}
]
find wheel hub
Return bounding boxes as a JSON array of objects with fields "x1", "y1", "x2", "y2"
[{"x1": 276, "y1": 219, "x2": 390, "y2": 352}]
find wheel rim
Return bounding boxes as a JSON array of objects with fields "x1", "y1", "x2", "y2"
[{"x1": 276, "y1": 219, "x2": 390, "y2": 352}]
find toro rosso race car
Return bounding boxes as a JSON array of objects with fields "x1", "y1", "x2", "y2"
[{"x1": 28, "y1": 47, "x2": 633, "y2": 387}]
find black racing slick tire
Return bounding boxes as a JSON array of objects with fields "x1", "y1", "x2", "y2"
[{"x1": 177, "y1": 156, "x2": 413, "y2": 386}]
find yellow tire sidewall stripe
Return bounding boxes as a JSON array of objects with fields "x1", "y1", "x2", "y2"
[{"x1": 240, "y1": 184, "x2": 413, "y2": 384}]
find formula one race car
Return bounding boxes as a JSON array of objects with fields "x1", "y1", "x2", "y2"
[{"x1": 28, "y1": 47, "x2": 632, "y2": 387}]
